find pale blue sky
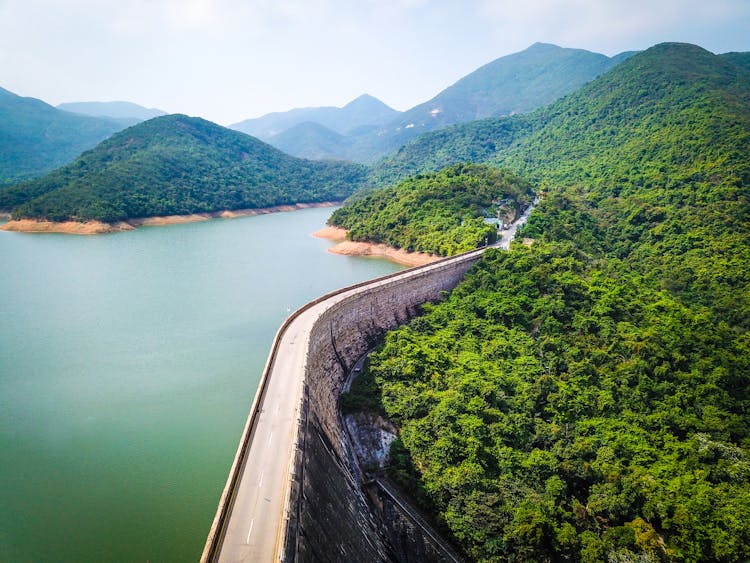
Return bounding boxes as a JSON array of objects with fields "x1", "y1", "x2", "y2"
[{"x1": 1, "y1": 0, "x2": 748, "y2": 125}]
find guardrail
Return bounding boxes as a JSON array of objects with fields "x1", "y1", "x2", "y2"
[{"x1": 200, "y1": 247, "x2": 488, "y2": 562}]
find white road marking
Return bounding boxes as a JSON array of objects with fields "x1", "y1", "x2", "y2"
[
  {"x1": 258, "y1": 471, "x2": 264, "y2": 488},
  {"x1": 268, "y1": 432, "x2": 273, "y2": 446},
  {"x1": 245, "y1": 519, "x2": 254, "y2": 544}
]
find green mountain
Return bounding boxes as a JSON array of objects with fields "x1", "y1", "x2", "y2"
[
  {"x1": 231, "y1": 93, "x2": 399, "y2": 139},
  {"x1": 1, "y1": 114, "x2": 368, "y2": 222},
  {"x1": 0, "y1": 86, "x2": 127, "y2": 186},
  {"x1": 57, "y1": 101, "x2": 167, "y2": 123},
  {"x1": 373, "y1": 43, "x2": 750, "y2": 192},
  {"x1": 269, "y1": 121, "x2": 351, "y2": 160},
  {"x1": 329, "y1": 163, "x2": 534, "y2": 255},
  {"x1": 303, "y1": 44, "x2": 634, "y2": 163},
  {"x1": 369, "y1": 114, "x2": 535, "y2": 186},
  {"x1": 237, "y1": 44, "x2": 633, "y2": 164},
  {"x1": 379, "y1": 43, "x2": 629, "y2": 146},
  {"x1": 341, "y1": 43, "x2": 750, "y2": 561}
]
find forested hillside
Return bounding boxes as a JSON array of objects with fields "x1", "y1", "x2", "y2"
[
  {"x1": 0, "y1": 114, "x2": 369, "y2": 223},
  {"x1": 343, "y1": 43, "x2": 750, "y2": 562},
  {"x1": 329, "y1": 164, "x2": 534, "y2": 256},
  {"x1": 369, "y1": 115, "x2": 535, "y2": 187},
  {"x1": 0, "y1": 86, "x2": 126, "y2": 186},
  {"x1": 371, "y1": 43, "x2": 750, "y2": 190}
]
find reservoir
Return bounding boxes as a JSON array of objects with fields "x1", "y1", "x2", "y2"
[{"x1": 0, "y1": 207, "x2": 403, "y2": 562}]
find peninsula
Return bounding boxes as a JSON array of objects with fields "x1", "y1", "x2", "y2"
[{"x1": 0, "y1": 114, "x2": 368, "y2": 228}]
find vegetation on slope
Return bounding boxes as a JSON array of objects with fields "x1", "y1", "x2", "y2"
[
  {"x1": 0, "y1": 114, "x2": 369, "y2": 222},
  {"x1": 388, "y1": 43, "x2": 629, "y2": 134},
  {"x1": 348, "y1": 43, "x2": 634, "y2": 163},
  {"x1": 369, "y1": 115, "x2": 535, "y2": 187},
  {"x1": 329, "y1": 164, "x2": 534, "y2": 256},
  {"x1": 0, "y1": 86, "x2": 126, "y2": 185},
  {"x1": 343, "y1": 43, "x2": 750, "y2": 562},
  {"x1": 370, "y1": 44, "x2": 750, "y2": 188}
]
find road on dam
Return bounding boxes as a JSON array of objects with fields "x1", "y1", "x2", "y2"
[
  {"x1": 215, "y1": 300, "x2": 322, "y2": 562},
  {"x1": 206, "y1": 202, "x2": 535, "y2": 562}
]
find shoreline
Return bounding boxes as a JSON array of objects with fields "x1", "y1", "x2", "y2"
[
  {"x1": 312, "y1": 226, "x2": 440, "y2": 267},
  {"x1": 0, "y1": 202, "x2": 341, "y2": 235}
]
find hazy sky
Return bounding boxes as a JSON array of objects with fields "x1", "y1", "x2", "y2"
[{"x1": 1, "y1": 0, "x2": 748, "y2": 125}]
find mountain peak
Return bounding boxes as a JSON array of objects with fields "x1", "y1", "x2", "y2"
[
  {"x1": 526, "y1": 42, "x2": 562, "y2": 51},
  {"x1": 648, "y1": 41, "x2": 713, "y2": 54},
  {"x1": 232, "y1": 93, "x2": 399, "y2": 140},
  {"x1": 343, "y1": 93, "x2": 396, "y2": 113},
  {"x1": 391, "y1": 42, "x2": 617, "y2": 129},
  {"x1": 347, "y1": 93, "x2": 378, "y2": 104},
  {"x1": 612, "y1": 42, "x2": 732, "y2": 82}
]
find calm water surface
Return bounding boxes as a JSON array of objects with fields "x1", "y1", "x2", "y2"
[{"x1": 0, "y1": 207, "x2": 403, "y2": 562}]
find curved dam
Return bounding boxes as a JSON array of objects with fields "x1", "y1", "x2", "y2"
[
  {"x1": 202, "y1": 203, "x2": 535, "y2": 562},
  {"x1": 200, "y1": 246, "x2": 485, "y2": 561}
]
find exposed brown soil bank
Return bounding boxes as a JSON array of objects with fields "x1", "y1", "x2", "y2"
[
  {"x1": 311, "y1": 225, "x2": 348, "y2": 241},
  {"x1": 312, "y1": 227, "x2": 440, "y2": 267},
  {"x1": 1, "y1": 202, "x2": 340, "y2": 234},
  {"x1": 0, "y1": 219, "x2": 134, "y2": 234}
]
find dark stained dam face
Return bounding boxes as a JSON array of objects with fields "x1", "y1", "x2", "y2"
[{"x1": 0, "y1": 207, "x2": 403, "y2": 562}]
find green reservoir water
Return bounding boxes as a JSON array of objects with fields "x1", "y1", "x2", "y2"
[{"x1": 0, "y1": 207, "x2": 403, "y2": 562}]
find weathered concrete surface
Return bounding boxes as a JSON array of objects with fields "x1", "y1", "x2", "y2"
[
  {"x1": 284, "y1": 250, "x2": 485, "y2": 562},
  {"x1": 369, "y1": 478, "x2": 464, "y2": 563}
]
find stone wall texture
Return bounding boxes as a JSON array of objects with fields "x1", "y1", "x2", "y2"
[{"x1": 283, "y1": 250, "x2": 482, "y2": 562}]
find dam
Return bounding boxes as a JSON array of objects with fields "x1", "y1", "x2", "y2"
[{"x1": 202, "y1": 204, "x2": 534, "y2": 561}]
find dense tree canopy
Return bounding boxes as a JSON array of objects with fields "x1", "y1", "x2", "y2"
[
  {"x1": 343, "y1": 43, "x2": 750, "y2": 561},
  {"x1": 329, "y1": 163, "x2": 534, "y2": 256}
]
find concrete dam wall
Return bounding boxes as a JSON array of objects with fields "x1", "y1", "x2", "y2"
[{"x1": 282, "y1": 249, "x2": 484, "y2": 562}]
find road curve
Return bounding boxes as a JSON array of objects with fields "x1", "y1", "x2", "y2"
[
  {"x1": 215, "y1": 302, "x2": 321, "y2": 562},
  {"x1": 202, "y1": 202, "x2": 535, "y2": 562}
]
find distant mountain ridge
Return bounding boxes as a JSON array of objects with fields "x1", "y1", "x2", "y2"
[
  {"x1": 237, "y1": 43, "x2": 636, "y2": 163},
  {"x1": 269, "y1": 121, "x2": 351, "y2": 161},
  {"x1": 57, "y1": 101, "x2": 167, "y2": 123},
  {"x1": 388, "y1": 43, "x2": 628, "y2": 134},
  {"x1": 0, "y1": 87, "x2": 129, "y2": 185},
  {"x1": 231, "y1": 93, "x2": 399, "y2": 140}
]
